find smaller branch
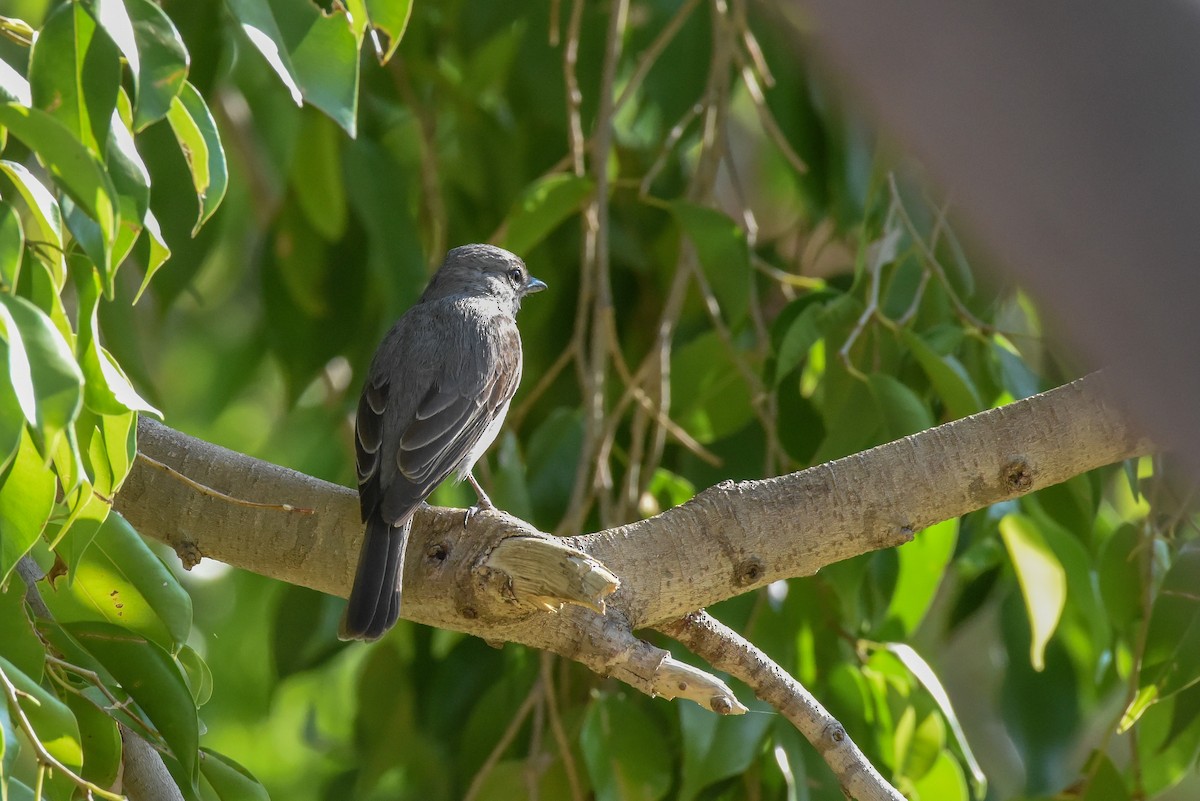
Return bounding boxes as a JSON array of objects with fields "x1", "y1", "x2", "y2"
[
  {"x1": 612, "y1": 0, "x2": 704, "y2": 116},
  {"x1": 122, "y1": 725, "x2": 184, "y2": 801},
  {"x1": 0, "y1": 665, "x2": 127, "y2": 801},
  {"x1": 661, "y1": 612, "x2": 904, "y2": 801},
  {"x1": 137, "y1": 453, "x2": 314, "y2": 515}
]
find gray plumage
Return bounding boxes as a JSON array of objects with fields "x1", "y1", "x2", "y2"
[{"x1": 339, "y1": 244, "x2": 546, "y2": 641}]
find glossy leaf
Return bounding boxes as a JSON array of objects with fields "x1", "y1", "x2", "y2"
[
  {"x1": 28, "y1": 2, "x2": 121, "y2": 155},
  {"x1": 500, "y1": 173, "x2": 593, "y2": 255},
  {"x1": 166, "y1": 82, "x2": 228, "y2": 234},
  {"x1": 0, "y1": 160, "x2": 66, "y2": 288},
  {"x1": 999, "y1": 514, "x2": 1066, "y2": 671},
  {"x1": 911, "y1": 751, "x2": 968, "y2": 801},
  {"x1": 886, "y1": 643, "x2": 986, "y2": 797},
  {"x1": 365, "y1": 0, "x2": 413, "y2": 63},
  {"x1": 66, "y1": 621, "x2": 199, "y2": 780},
  {"x1": 46, "y1": 511, "x2": 192, "y2": 651},
  {"x1": 0, "y1": 201, "x2": 23, "y2": 291},
  {"x1": 225, "y1": 0, "x2": 304, "y2": 105},
  {"x1": 127, "y1": 0, "x2": 190, "y2": 130},
  {"x1": 270, "y1": 0, "x2": 361, "y2": 137},
  {"x1": 132, "y1": 209, "x2": 171, "y2": 303},
  {"x1": 289, "y1": 111, "x2": 347, "y2": 241},
  {"x1": 671, "y1": 201, "x2": 752, "y2": 325},
  {"x1": 0, "y1": 292, "x2": 83, "y2": 453},
  {"x1": 0, "y1": 429, "x2": 56, "y2": 585},
  {"x1": 0, "y1": 55, "x2": 31, "y2": 105},
  {"x1": 106, "y1": 106, "x2": 152, "y2": 276},
  {"x1": 0, "y1": 104, "x2": 119, "y2": 268}
]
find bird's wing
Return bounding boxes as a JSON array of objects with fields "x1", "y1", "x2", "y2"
[{"x1": 359, "y1": 320, "x2": 522, "y2": 526}]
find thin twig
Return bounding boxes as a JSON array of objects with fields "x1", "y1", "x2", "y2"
[
  {"x1": 0, "y1": 665, "x2": 127, "y2": 801},
  {"x1": 612, "y1": 0, "x2": 704, "y2": 117},
  {"x1": 135, "y1": 453, "x2": 314, "y2": 514},
  {"x1": 541, "y1": 654, "x2": 584, "y2": 801},
  {"x1": 389, "y1": 59, "x2": 448, "y2": 265},
  {"x1": 461, "y1": 677, "x2": 543, "y2": 801}
]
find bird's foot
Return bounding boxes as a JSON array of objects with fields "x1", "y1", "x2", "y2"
[{"x1": 462, "y1": 473, "x2": 496, "y2": 526}]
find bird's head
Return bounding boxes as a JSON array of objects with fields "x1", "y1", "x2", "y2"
[{"x1": 423, "y1": 244, "x2": 547, "y2": 312}]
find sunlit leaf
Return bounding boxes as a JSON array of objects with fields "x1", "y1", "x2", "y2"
[
  {"x1": 46, "y1": 511, "x2": 193, "y2": 651},
  {"x1": 999, "y1": 514, "x2": 1066, "y2": 671},
  {"x1": 0, "y1": 655, "x2": 83, "y2": 783},
  {"x1": 127, "y1": 0, "x2": 189, "y2": 130},
  {"x1": 0, "y1": 160, "x2": 66, "y2": 288},
  {"x1": 910, "y1": 751, "x2": 968, "y2": 801},
  {"x1": 0, "y1": 104, "x2": 119, "y2": 271},
  {"x1": 28, "y1": 2, "x2": 121, "y2": 155},
  {"x1": 0, "y1": 292, "x2": 83, "y2": 453},
  {"x1": 0, "y1": 55, "x2": 31, "y2": 105},
  {"x1": 0, "y1": 581, "x2": 43, "y2": 681},
  {"x1": 886, "y1": 643, "x2": 987, "y2": 798},
  {"x1": 132, "y1": 209, "x2": 171, "y2": 303},
  {"x1": 0, "y1": 201, "x2": 23, "y2": 291},
  {"x1": 881, "y1": 518, "x2": 958, "y2": 638},
  {"x1": 166, "y1": 82, "x2": 228, "y2": 234},
  {"x1": 869, "y1": 372, "x2": 934, "y2": 438},
  {"x1": 64, "y1": 690, "x2": 123, "y2": 788},
  {"x1": 365, "y1": 0, "x2": 413, "y2": 63},
  {"x1": 224, "y1": 0, "x2": 304, "y2": 105}
]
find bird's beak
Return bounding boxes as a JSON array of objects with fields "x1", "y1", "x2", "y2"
[{"x1": 524, "y1": 277, "x2": 548, "y2": 295}]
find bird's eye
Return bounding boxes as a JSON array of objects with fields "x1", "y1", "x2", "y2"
[{"x1": 507, "y1": 267, "x2": 523, "y2": 283}]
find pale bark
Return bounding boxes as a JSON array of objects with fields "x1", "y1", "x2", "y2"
[{"x1": 114, "y1": 372, "x2": 1149, "y2": 801}]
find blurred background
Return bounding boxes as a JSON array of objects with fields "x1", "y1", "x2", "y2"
[{"x1": 1, "y1": 0, "x2": 1197, "y2": 799}]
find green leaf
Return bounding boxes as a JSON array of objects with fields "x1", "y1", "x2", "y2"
[
  {"x1": 166, "y1": 82, "x2": 228, "y2": 234},
  {"x1": 65, "y1": 621, "x2": 199, "y2": 781},
  {"x1": 0, "y1": 104, "x2": 119, "y2": 269},
  {"x1": 1140, "y1": 545, "x2": 1200, "y2": 700},
  {"x1": 73, "y1": 259, "x2": 160, "y2": 417},
  {"x1": 63, "y1": 690, "x2": 123, "y2": 789},
  {"x1": 127, "y1": 0, "x2": 190, "y2": 130},
  {"x1": 0, "y1": 580, "x2": 43, "y2": 681},
  {"x1": 0, "y1": 336, "x2": 23, "y2": 473},
  {"x1": 773, "y1": 300, "x2": 824, "y2": 384},
  {"x1": 269, "y1": 0, "x2": 361, "y2": 137},
  {"x1": 1078, "y1": 750, "x2": 1131, "y2": 801},
  {"x1": 911, "y1": 751, "x2": 968, "y2": 801},
  {"x1": 671, "y1": 331, "x2": 756, "y2": 443},
  {"x1": 227, "y1": 0, "x2": 361, "y2": 135},
  {"x1": 0, "y1": 160, "x2": 66, "y2": 289},
  {"x1": 0, "y1": 201, "x2": 23, "y2": 291},
  {"x1": 999, "y1": 514, "x2": 1066, "y2": 671},
  {"x1": 95, "y1": 0, "x2": 139, "y2": 75},
  {"x1": 224, "y1": 0, "x2": 305, "y2": 105},
  {"x1": 900, "y1": 328, "x2": 983, "y2": 419},
  {"x1": 677, "y1": 699, "x2": 773, "y2": 801},
  {"x1": 49, "y1": 486, "x2": 110, "y2": 575},
  {"x1": 499, "y1": 174, "x2": 593, "y2": 255},
  {"x1": 886, "y1": 643, "x2": 986, "y2": 798},
  {"x1": 0, "y1": 292, "x2": 84, "y2": 453},
  {"x1": 46, "y1": 511, "x2": 192, "y2": 652},
  {"x1": 28, "y1": 2, "x2": 121, "y2": 155},
  {"x1": 132, "y1": 209, "x2": 171, "y2": 303},
  {"x1": 881, "y1": 518, "x2": 958, "y2": 638},
  {"x1": 365, "y1": 0, "x2": 413, "y2": 64},
  {"x1": 0, "y1": 655, "x2": 84, "y2": 779},
  {"x1": 0, "y1": 429, "x2": 56, "y2": 585},
  {"x1": 868, "y1": 372, "x2": 935, "y2": 438},
  {"x1": 177, "y1": 645, "x2": 213, "y2": 707},
  {"x1": 670, "y1": 201, "x2": 752, "y2": 326},
  {"x1": 199, "y1": 748, "x2": 270, "y2": 801},
  {"x1": 289, "y1": 110, "x2": 347, "y2": 241},
  {"x1": 580, "y1": 696, "x2": 671, "y2": 801},
  {"x1": 106, "y1": 106, "x2": 152, "y2": 277}
]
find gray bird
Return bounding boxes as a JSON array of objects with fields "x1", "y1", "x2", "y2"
[{"x1": 339, "y1": 244, "x2": 547, "y2": 641}]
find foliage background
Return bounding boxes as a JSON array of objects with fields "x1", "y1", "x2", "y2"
[{"x1": 0, "y1": 0, "x2": 1198, "y2": 800}]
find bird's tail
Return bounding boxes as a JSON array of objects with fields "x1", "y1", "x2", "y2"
[{"x1": 338, "y1": 512, "x2": 410, "y2": 641}]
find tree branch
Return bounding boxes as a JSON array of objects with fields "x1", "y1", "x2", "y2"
[{"x1": 115, "y1": 372, "x2": 1149, "y2": 799}]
